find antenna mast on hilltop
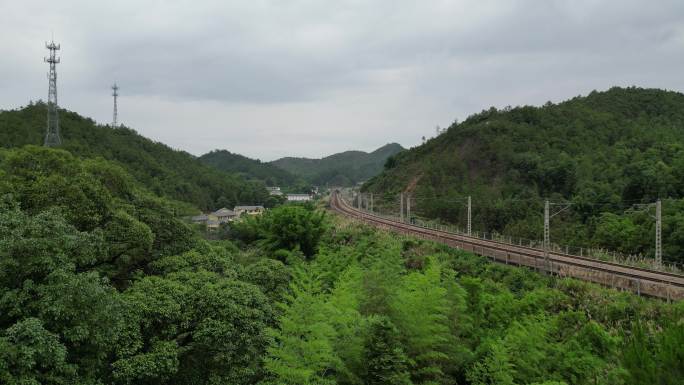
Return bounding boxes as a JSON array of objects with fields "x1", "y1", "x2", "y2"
[
  {"x1": 112, "y1": 83, "x2": 119, "y2": 127},
  {"x1": 44, "y1": 39, "x2": 61, "y2": 146}
]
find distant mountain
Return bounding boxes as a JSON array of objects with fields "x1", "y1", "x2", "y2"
[
  {"x1": 271, "y1": 143, "x2": 405, "y2": 186},
  {"x1": 199, "y1": 149, "x2": 303, "y2": 188},
  {"x1": 0, "y1": 102, "x2": 268, "y2": 210}
]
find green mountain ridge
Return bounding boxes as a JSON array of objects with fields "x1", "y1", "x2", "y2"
[
  {"x1": 0, "y1": 102, "x2": 268, "y2": 210},
  {"x1": 198, "y1": 149, "x2": 307, "y2": 191},
  {"x1": 271, "y1": 142, "x2": 404, "y2": 186},
  {"x1": 363, "y1": 87, "x2": 684, "y2": 264}
]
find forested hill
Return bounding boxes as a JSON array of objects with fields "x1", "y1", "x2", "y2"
[
  {"x1": 271, "y1": 142, "x2": 404, "y2": 186},
  {"x1": 199, "y1": 149, "x2": 305, "y2": 190},
  {"x1": 364, "y1": 87, "x2": 684, "y2": 264},
  {"x1": 0, "y1": 102, "x2": 268, "y2": 210}
]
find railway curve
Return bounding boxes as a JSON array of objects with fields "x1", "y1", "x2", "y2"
[{"x1": 330, "y1": 191, "x2": 684, "y2": 301}]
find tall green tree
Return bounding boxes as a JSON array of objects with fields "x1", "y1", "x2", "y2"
[
  {"x1": 390, "y1": 261, "x2": 452, "y2": 384},
  {"x1": 264, "y1": 267, "x2": 340, "y2": 385},
  {"x1": 362, "y1": 317, "x2": 413, "y2": 385}
]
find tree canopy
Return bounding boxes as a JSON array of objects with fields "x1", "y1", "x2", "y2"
[{"x1": 0, "y1": 103, "x2": 268, "y2": 210}]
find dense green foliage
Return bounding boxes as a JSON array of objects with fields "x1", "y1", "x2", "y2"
[
  {"x1": 0, "y1": 146, "x2": 277, "y2": 384},
  {"x1": 0, "y1": 103, "x2": 268, "y2": 210},
  {"x1": 364, "y1": 87, "x2": 684, "y2": 264},
  {"x1": 230, "y1": 204, "x2": 328, "y2": 258},
  {"x1": 271, "y1": 143, "x2": 404, "y2": 186},
  {"x1": 199, "y1": 149, "x2": 310, "y2": 192},
  {"x1": 1, "y1": 144, "x2": 681, "y2": 385},
  {"x1": 256, "y1": 217, "x2": 683, "y2": 385}
]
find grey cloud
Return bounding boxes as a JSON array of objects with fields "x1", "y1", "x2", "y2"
[{"x1": 2, "y1": 0, "x2": 684, "y2": 160}]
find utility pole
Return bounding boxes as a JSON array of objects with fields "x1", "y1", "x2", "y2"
[
  {"x1": 544, "y1": 200, "x2": 550, "y2": 270},
  {"x1": 400, "y1": 193, "x2": 404, "y2": 222},
  {"x1": 656, "y1": 199, "x2": 662, "y2": 268},
  {"x1": 634, "y1": 200, "x2": 663, "y2": 269},
  {"x1": 543, "y1": 200, "x2": 571, "y2": 274},
  {"x1": 44, "y1": 39, "x2": 61, "y2": 147},
  {"x1": 406, "y1": 193, "x2": 411, "y2": 223},
  {"x1": 370, "y1": 193, "x2": 374, "y2": 212},
  {"x1": 112, "y1": 83, "x2": 119, "y2": 127},
  {"x1": 467, "y1": 196, "x2": 472, "y2": 236}
]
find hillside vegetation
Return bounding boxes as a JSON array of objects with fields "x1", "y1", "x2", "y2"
[
  {"x1": 0, "y1": 102, "x2": 267, "y2": 210},
  {"x1": 199, "y1": 149, "x2": 308, "y2": 191},
  {"x1": 0, "y1": 145, "x2": 279, "y2": 384},
  {"x1": 271, "y1": 143, "x2": 404, "y2": 186},
  {"x1": 364, "y1": 87, "x2": 684, "y2": 265},
  {"x1": 2, "y1": 147, "x2": 681, "y2": 384}
]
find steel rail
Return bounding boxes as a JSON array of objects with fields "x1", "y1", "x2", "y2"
[{"x1": 330, "y1": 192, "x2": 683, "y2": 300}]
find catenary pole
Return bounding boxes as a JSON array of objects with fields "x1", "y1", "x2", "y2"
[
  {"x1": 467, "y1": 196, "x2": 472, "y2": 236},
  {"x1": 407, "y1": 193, "x2": 411, "y2": 223},
  {"x1": 656, "y1": 199, "x2": 662, "y2": 268},
  {"x1": 544, "y1": 200, "x2": 550, "y2": 272},
  {"x1": 400, "y1": 193, "x2": 404, "y2": 222}
]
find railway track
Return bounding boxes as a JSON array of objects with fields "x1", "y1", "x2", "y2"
[{"x1": 330, "y1": 191, "x2": 684, "y2": 301}]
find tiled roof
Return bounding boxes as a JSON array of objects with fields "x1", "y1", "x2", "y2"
[
  {"x1": 212, "y1": 208, "x2": 236, "y2": 216},
  {"x1": 234, "y1": 205, "x2": 264, "y2": 210}
]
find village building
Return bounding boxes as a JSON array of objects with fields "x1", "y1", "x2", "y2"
[
  {"x1": 191, "y1": 214, "x2": 209, "y2": 223},
  {"x1": 286, "y1": 193, "x2": 312, "y2": 202},
  {"x1": 190, "y1": 205, "x2": 264, "y2": 230},
  {"x1": 191, "y1": 213, "x2": 221, "y2": 230},
  {"x1": 267, "y1": 186, "x2": 283, "y2": 196},
  {"x1": 234, "y1": 205, "x2": 265, "y2": 216},
  {"x1": 212, "y1": 208, "x2": 237, "y2": 223},
  {"x1": 206, "y1": 217, "x2": 220, "y2": 230}
]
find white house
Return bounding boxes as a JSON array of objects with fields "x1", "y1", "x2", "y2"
[
  {"x1": 267, "y1": 186, "x2": 283, "y2": 196},
  {"x1": 286, "y1": 194, "x2": 312, "y2": 202}
]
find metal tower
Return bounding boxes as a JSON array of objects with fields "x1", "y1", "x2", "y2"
[
  {"x1": 44, "y1": 39, "x2": 61, "y2": 147},
  {"x1": 112, "y1": 83, "x2": 119, "y2": 127}
]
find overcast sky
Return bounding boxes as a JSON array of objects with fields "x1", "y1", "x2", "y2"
[{"x1": 2, "y1": 1, "x2": 684, "y2": 161}]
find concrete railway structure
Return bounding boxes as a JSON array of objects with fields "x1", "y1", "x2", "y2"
[{"x1": 330, "y1": 191, "x2": 684, "y2": 301}]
